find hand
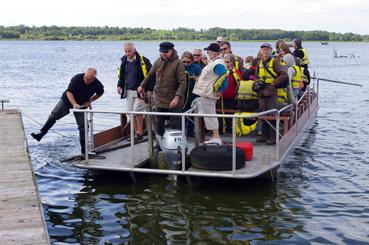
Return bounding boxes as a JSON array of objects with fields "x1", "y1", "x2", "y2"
[
  {"x1": 117, "y1": 86, "x2": 122, "y2": 95},
  {"x1": 137, "y1": 86, "x2": 145, "y2": 98},
  {"x1": 73, "y1": 104, "x2": 80, "y2": 109},
  {"x1": 216, "y1": 91, "x2": 223, "y2": 98},
  {"x1": 169, "y1": 96, "x2": 179, "y2": 109},
  {"x1": 84, "y1": 100, "x2": 91, "y2": 108}
]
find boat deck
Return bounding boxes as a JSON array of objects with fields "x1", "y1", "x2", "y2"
[
  {"x1": 73, "y1": 134, "x2": 279, "y2": 179},
  {"x1": 72, "y1": 88, "x2": 319, "y2": 179}
]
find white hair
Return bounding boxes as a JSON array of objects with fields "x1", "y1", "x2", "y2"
[{"x1": 123, "y1": 42, "x2": 135, "y2": 49}]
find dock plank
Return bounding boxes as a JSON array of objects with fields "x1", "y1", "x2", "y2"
[{"x1": 0, "y1": 110, "x2": 49, "y2": 244}]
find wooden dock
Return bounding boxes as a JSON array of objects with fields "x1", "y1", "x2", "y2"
[{"x1": 0, "y1": 110, "x2": 49, "y2": 244}]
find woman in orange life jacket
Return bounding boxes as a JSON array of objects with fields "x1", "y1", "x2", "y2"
[{"x1": 217, "y1": 53, "x2": 241, "y2": 133}]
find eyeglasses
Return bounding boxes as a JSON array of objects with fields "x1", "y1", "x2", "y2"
[
  {"x1": 221, "y1": 48, "x2": 229, "y2": 51},
  {"x1": 193, "y1": 54, "x2": 201, "y2": 57},
  {"x1": 225, "y1": 60, "x2": 232, "y2": 63},
  {"x1": 182, "y1": 61, "x2": 192, "y2": 64}
]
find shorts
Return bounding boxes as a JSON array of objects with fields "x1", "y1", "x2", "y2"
[
  {"x1": 126, "y1": 89, "x2": 145, "y2": 112},
  {"x1": 198, "y1": 97, "x2": 218, "y2": 130}
]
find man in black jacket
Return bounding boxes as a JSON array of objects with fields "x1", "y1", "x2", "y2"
[
  {"x1": 31, "y1": 68, "x2": 104, "y2": 154},
  {"x1": 293, "y1": 38, "x2": 310, "y2": 90},
  {"x1": 117, "y1": 42, "x2": 152, "y2": 140}
]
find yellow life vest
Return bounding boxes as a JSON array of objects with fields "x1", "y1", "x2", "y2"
[
  {"x1": 258, "y1": 58, "x2": 275, "y2": 84},
  {"x1": 235, "y1": 112, "x2": 258, "y2": 136},
  {"x1": 140, "y1": 55, "x2": 148, "y2": 78},
  {"x1": 300, "y1": 67, "x2": 308, "y2": 83},
  {"x1": 183, "y1": 71, "x2": 190, "y2": 108},
  {"x1": 235, "y1": 55, "x2": 240, "y2": 71},
  {"x1": 117, "y1": 55, "x2": 148, "y2": 79},
  {"x1": 299, "y1": 48, "x2": 310, "y2": 65},
  {"x1": 237, "y1": 80, "x2": 257, "y2": 100},
  {"x1": 258, "y1": 58, "x2": 288, "y2": 104},
  {"x1": 277, "y1": 88, "x2": 288, "y2": 104},
  {"x1": 227, "y1": 67, "x2": 240, "y2": 84},
  {"x1": 291, "y1": 65, "x2": 301, "y2": 88}
]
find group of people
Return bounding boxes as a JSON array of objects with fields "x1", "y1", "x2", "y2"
[{"x1": 31, "y1": 37, "x2": 310, "y2": 153}]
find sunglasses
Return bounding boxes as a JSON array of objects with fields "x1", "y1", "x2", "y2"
[
  {"x1": 182, "y1": 61, "x2": 192, "y2": 64},
  {"x1": 225, "y1": 60, "x2": 232, "y2": 63},
  {"x1": 221, "y1": 48, "x2": 229, "y2": 51},
  {"x1": 193, "y1": 54, "x2": 201, "y2": 56}
]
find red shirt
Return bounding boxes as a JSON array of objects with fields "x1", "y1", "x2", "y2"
[{"x1": 223, "y1": 68, "x2": 241, "y2": 99}]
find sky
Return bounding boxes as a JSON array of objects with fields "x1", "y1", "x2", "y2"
[{"x1": 1, "y1": 0, "x2": 368, "y2": 35}]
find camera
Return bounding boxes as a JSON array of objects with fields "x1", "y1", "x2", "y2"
[{"x1": 253, "y1": 81, "x2": 267, "y2": 92}]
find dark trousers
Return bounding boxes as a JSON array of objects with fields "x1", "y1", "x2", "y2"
[
  {"x1": 48, "y1": 100, "x2": 86, "y2": 154},
  {"x1": 217, "y1": 98, "x2": 237, "y2": 133},
  {"x1": 258, "y1": 95, "x2": 277, "y2": 139},
  {"x1": 302, "y1": 65, "x2": 311, "y2": 90},
  {"x1": 155, "y1": 107, "x2": 181, "y2": 136},
  {"x1": 182, "y1": 104, "x2": 194, "y2": 135},
  {"x1": 238, "y1": 99, "x2": 259, "y2": 112}
]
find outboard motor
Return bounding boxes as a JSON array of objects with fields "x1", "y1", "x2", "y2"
[{"x1": 160, "y1": 129, "x2": 187, "y2": 170}]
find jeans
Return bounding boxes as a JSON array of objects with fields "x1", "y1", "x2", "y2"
[{"x1": 49, "y1": 99, "x2": 86, "y2": 154}]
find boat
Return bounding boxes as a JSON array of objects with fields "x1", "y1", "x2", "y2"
[{"x1": 70, "y1": 79, "x2": 319, "y2": 182}]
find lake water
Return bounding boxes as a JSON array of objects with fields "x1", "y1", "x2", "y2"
[{"x1": 1, "y1": 40, "x2": 369, "y2": 244}]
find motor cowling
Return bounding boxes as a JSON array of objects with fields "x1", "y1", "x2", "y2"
[{"x1": 160, "y1": 129, "x2": 187, "y2": 170}]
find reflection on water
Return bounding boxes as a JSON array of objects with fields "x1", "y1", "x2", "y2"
[{"x1": 1, "y1": 41, "x2": 369, "y2": 243}]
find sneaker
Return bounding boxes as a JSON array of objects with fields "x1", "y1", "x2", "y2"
[
  {"x1": 205, "y1": 137, "x2": 222, "y2": 145},
  {"x1": 266, "y1": 137, "x2": 276, "y2": 145},
  {"x1": 128, "y1": 134, "x2": 143, "y2": 142}
]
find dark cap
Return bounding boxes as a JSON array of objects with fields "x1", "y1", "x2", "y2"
[
  {"x1": 260, "y1": 43, "x2": 272, "y2": 49},
  {"x1": 159, "y1": 42, "x2": 174, "y2": 52},
  {"x1": 204, "y1": 43, "x2": 220, "y2": 52}
]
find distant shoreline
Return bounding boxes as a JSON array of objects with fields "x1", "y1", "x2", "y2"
[
  {"x1": 1, "y1": 25, "x2": 368, "y2": 42},
  {"x1": 0, "y1": 38, "x2": 366, "y2": 43}
]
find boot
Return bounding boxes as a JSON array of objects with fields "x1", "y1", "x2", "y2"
[
  {"x1": 31, "y1": 118, "x2": 56, "y2": 141},
  {"x1": 256, "y1": 122, "x2": 269, "y2": 143},
  {"x1": 266, "y1": 134, "x2": 276, "y2": 145}
]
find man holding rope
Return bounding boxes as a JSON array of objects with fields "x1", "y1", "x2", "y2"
[{"x1": 31, "y1": 68, "x2": 104, "y2": 154}]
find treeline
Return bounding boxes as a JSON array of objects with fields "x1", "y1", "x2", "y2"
[{"x1": 1, "y1": 25, "x2": 368, "y2": 42}]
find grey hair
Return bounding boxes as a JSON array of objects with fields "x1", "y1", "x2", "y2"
[
  {"x1": 123, "y1": 42, "x2": 135, "y2": 48},
  {"x1": 224, "y1": 53, "x2": 236, "y2": 65}
]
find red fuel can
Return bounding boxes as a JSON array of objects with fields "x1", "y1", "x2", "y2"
[{"x1": 236, "y1": 142, "x2": 253, "y2": 161}]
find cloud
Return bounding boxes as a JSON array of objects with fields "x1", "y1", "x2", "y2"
[{"x1": 0, "y1": 0, "x2": 368, "y2": 34}]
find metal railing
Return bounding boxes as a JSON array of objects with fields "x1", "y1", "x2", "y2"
[{"x1": 72, "y1": 79, "x2": 319, "y2": 177}]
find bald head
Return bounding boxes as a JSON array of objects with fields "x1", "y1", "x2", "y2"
[{"x1": 84, "y1": 68, "x2": 97, "y2": 85}]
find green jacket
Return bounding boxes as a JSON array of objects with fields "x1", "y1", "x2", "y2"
[{"x1": 140, "y1": 50, "x2": 187, "y2": 109}]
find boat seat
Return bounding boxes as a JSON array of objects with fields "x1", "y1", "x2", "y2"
[{"x1": 258, "y1": 115, "x2": 291, "y2": 135}]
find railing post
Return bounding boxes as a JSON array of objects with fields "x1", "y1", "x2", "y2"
[
  {"x1": 89, "y1": 111, "x2": 94, "y2": 151},
  {"x1": 317, "y1": 78, "x2": 320, "y2": 100},
  {"x1": 181, "y1": 115, "x2": 186, "y2": 172},
  {"x1": 232, "y1": 117, "x2": 236, "y2": 176},
  {"x1": 146, "y1": 110, "x2": 154, "y2": 162},
  {"x1": 194, "y1": 105, "x2": 200, "y2": 148},
  {"x1": 1, "y1": 100, "x2": 10, "y2": 111},
  {"x1": 276, "y1": 111, "x2": 280, "y2": 161},
  {"x1": 84, "y1": 111, "x2": 89, "y2": 161},
  {"x1": 295, "y1": 103, "x2": 299, "y2": 136},
  {"x1": 130, "y1": 113, "x2": 135, "y2": 168},
  {"x1": 307, "y1": 87, "x2": 311, "y2": 118}
]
